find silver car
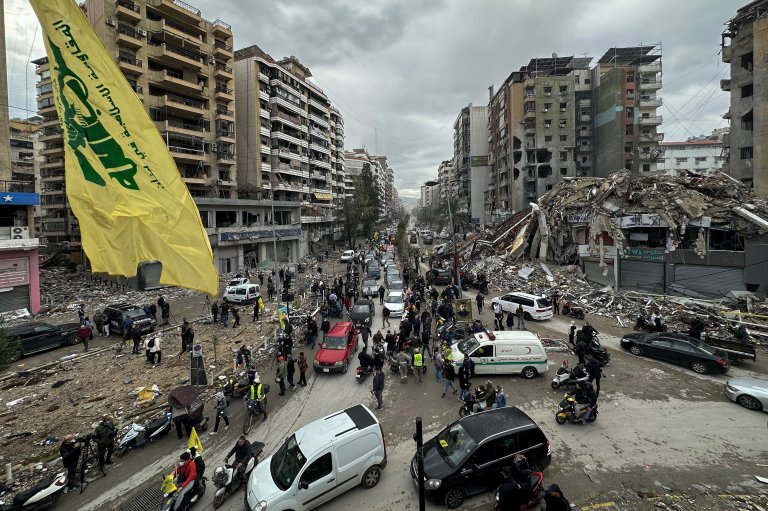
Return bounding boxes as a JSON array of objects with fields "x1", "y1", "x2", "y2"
[
  {"x1": 724, "y1": 377, "x2": 768, "y2": 412},
  {"x1": 361, "y1": 279, "x2": 379, "y2": 298}
]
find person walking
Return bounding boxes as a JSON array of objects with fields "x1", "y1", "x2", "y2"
[
  {"x1": 76, "y1": 323, "x2": 93, "y2": 352},
  {"x1": 149, "y1": 333, "x2": 162, "y2": 365},
  {"x1": 276, "y1": 356, "x2": 287, "y2": 395},
  {"x1": 77, "y1": 304, "x2": 86, "y2": 325},
  {"x1": 458, "y1": 362, "x2": 472, "y2": 401},
  {"x1": 506, "y1": 310, "x2": 515, "y2": 331},
  {"x1": 575, "y1": 338, "x2": 587, "y2": 365},
  {"x1": 372, "y1": 366, "x2": 385, "y2": 410},
  {"x1": 442, "y1": 361, "x2": 457, "y2": 398},
  {"x1": 568, "y1": 321, "x2": 577, "y2": 346},
  {"x1": 160, "y1": 300, "x2": 171, "y2": 326},
  {"x1": 211, "y1": 301, "x2": 219, "y2": 324},
  {"x1": 267, "y1": 279, "x2": 275, "y2": 302},
  {"x1": 475, "y1": 293, "x2": 484, "y2": 313},
  {"x1": 231, "y1": 306, "x2": 241, "y2": 328},
  {"x1": 130, "y1": 326, "x2": 142, "y2": 355},
  {"x1": 94, "y1": 415, "x2": 116, "y2": 470},
  {"x1": 286, "y1": 355, "x2": 296, "y2": 391},
  {"x1": 60, "y1": 435, "x2": 82, "y2": 492},
  {"x1": 493, "y1": 301, "x2": 503, "y2": 330},
  {"x1": 551, "y1": 290, "x2": 561, "y2": 315},
  {"x1": 413, "y1": 316, "x2": 421, "y2": 339},
  {"x1": 252, "y1": 299, "x2": 261, "y2": 322},
  {"x1": 397, "y1": 350, "x2": 410, "y2": 383},
  {"x1": 413, "y1": 345, "x2": 424, "y2": 383},
  {"x1": 210, "y1": 391, "x2": 229, "y2": 435},
  {"x1": 220, "y1": 302, "x2": 229, "y2": 327},
  {"x1": 321, "y1": 316, "x2": 330, "y2": 340},
  {"x1": 361, "y1": 326, "x2": 370, "y2": 352},
  {"x1": 586, "y1": 357, "x2": 603, "y2": 397},
  {"x1": 516, "y1": 304, "x2": 526, "y2": 330},
  {"x1": 382, "y1": 306, "x2": 391, "y2": 327},
  {"x1": 433, "y1": 348, "x2": 443, "y2": 383},
  {"x1": 378, "y1": 284, "x2": 386, "y2": 305},
  {"x1": 297, "y1": 352, "x2": 308, "y2": 387}
]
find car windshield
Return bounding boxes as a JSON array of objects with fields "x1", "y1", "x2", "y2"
[
  {"x1": 363, "y1": 280, "x2": 376, "y2": 288},
  {"x1": 385, "y1": 295, "x2": 402, "y2": 304},
  {"x1": 457, "y1": 338, "x2": 480, "y2": 354},
  {"x1": 125, "y1": 309, "x2": 146, "y2": 319},
  {"x1": 270, "y1": 434, "x2": 306, "y2": 491},
  {"x1": 435, "y1": 423, "x2": 477, "y2": 467},
  {"x1": 536, "y1": 298, "x2": 551, "y2": 307},
  {"x1": 228, "y1": 279, "x2": 241, "y2": 287},
  {"x1": 390, "y1": 282, "x2": 404, "y2": 290},
  {"x1": 323, "y1": 336, "x2": 347, "y2": 350},
  {"x1": 351, "y1": 305, "x2": 369, "y2": 314}
]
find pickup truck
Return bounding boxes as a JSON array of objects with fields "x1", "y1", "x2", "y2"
[{"x1": 703, "y1": 332, "x2": 757, "y2": 362}]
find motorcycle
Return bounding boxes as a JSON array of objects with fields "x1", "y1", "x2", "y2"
[
  {"x1": 458, "y1": 391, "x2": 478, "y2": 418},
  {"x1": 223, "y1": 372, "x2": 251, "y2": 399},
  {"x1": 116, "y1": 412, "x2": 173, "y2": 456},
  {"x1": 493, "y1": 471, "x2": 545, "y2": 511},
  {"x1": 586, "y1": 337, "x2": 611, "y2": 366},
  {"x1": 555, "y1": 393, "x2": 598, "y2": 425},
  {"x1": 633, "y1": 314, "x2": 667, "y2": 332},
  {"x1": 355, "y1": 365, "x2": 373, "y2": 384},
  {"x1": 562, "y1": 302, "x2": 585, "y2": 320},
  {"x1": 0, "y1": 472, "x2": 66, "y2": 511},
  {"x1": 211, "y1": 442, "x2": 264, "y2": 509},
  {"x1": 322, "y1": 302, "x2": 344, "y2": 319},
  {"x1": 159, "y1": 473, "x2": 206, "y2": 511},
  {"x1": 550, "y1": 360, "x2": 589, "y2": 390}
]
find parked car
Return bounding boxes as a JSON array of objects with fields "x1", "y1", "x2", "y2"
[
  {"x1": 361, "y1": 279, "x2": 379, "y2": 299},
  {"x1": 366, "y1": 261, "x2": 381, "y2": 280},
  {"x1": 340, "y1": 250, "x2": 356, "y2": 263},
  {"x1": 223, "y1": 284, "x2": 261, "y2": 304},
  {"x1": 427, "y1": 268, "x2": 452, "y2": 285},
  {"x1": 314, "y1": 321, "x2": 358, "y2": 374},
  {"x1": 385, "y1": 271, "x2": 400, "y2": 286},
  {"x1": 423, "y1": 234, "x2": 434, "y2": 244},
  {"x1": 349, "y1": 299, "x2": 375, "y2": 328},
  {"x1": 245, "y1": 404, "x2": 386, "y2": 511},
  {"x1": 411, "y1": 407, "x2": 551, "y2": 509},
  {"x1": 383, "y1": 292, "x2": 405, "y2": 319},
  {"x1": 226, "y1": 277, "x2": 250, "y2": 291},
  {"x1": 724, "y1": 377, "x2": 768, "y2": 412},
  {"x1": 2, "y1": 321, "x2": 83, "y2": 362},
  {"x1": 620, "y1": 332, "x2": 730, "y2": 374},
  {"x1": 491, "y1": 292, "x2": 553, "y2": 321},
  {"x1": 388, "y1": 279, "x2": 405, "y2": 293},
  {"x1": 451, "y1": 331, "x2": 548, "y2": 379},
  {"x1": 103, "y1": 303, "x2": 157, "y2": 336},
  {"x1": 409, "y1": 233, "x2": 418, "y2": 244}
]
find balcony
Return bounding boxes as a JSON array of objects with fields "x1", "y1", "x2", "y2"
[
  {"x1": 150, "y1": 0, "x2": 201, "y2": 24},
  {"x1": 579, "y1": 160, "x2": 592, "y2": 168},
  {"x1": 271, "y1": 79, "x2": 304, "y2": 101},
  {"x1": 578, "y1": 128, "x2": 592, "y2": 137},
  {"x1": 639, "y1": 80, "x2": 662, "y2": 91},
  {"x1": 41, "y1": 145, "x2": 64, "y2": 156},
  {"x1": 169, "y1": 146, "x2": 206, "y2": 163},
  {"x1": 159, "y1": 18, "x2": 203, "y2": 45},
  {"x1": 148, "y1": 42, "x2": 204, "y2": 70},
  {"x1": 213, "y1": 41, "x2": 232, "y2": 59},
  {"x1": 151, "y1": 70, "x2": 203, "y2": 95},
  {"x1": 720, "y1": 79, "x2": 731, "y2": 92},
  {"x1": 215, "y1": 107, "x2": 234, "y2": 121},
  {"x1": 640, "y1": 131, "x2": 664, "y2": 142},
  {"x1": 153, "y1": 93, "x2": 206, "y2": 115},
  {"x1": 639, "y1": 115, "x2": 663, "y2": 126},
  {"x1": 115, "y1": 0, "x2": 142, "y2": 23},
  {"x1": 579, "y1": 114, "x2": 591, "y2": 123},
  {"x1": 270, "y1": 96, "x2": 304, "y2": 116},
  {"x1": 216, "y1": 153, "x2": 235, "y2": 165},
  {"x1": 213, "y1": 85, "x2": 233, "y2": 102},
  {"x1": 157, "y1": 118, "x2": 207, "y2": 137},
  {"x1": 214, "y1": 63, "x2": 233, "y2": 80},
  {"x1": 274, "y1": 163, "x2": 307, "y2": 179},
  {"x1": 310, "y1": 158, "x2": 331, "y2": 170},
  {"x1": 272, "y1": 109, "x2": 304, "y2": 130},
  {"x1": 524, "y1": 110, "x2": 536, "y2": 120},
  {"x1": 212, "y1": 19, "x2": 232, "y2": 37},
  {"x1": 309, "y1": 142, "x2": 330, "y2": 154},
  {"x1": 639, "y1": 97, "x2": 663, "y2": 108},
  {"x1": 722, "y1": 45, "x2": 732, "y2": 64},
  {"x1": 578, "y1": 144, "x2": 592, "y2": 153},
  {"x1": 258, "y1": 90, "x2": 269, "y2": 102},
  {"x1": 638, "y1": 152, "x2": 657, "y2": 161},
  {"x1": 116, "y1": 25, "x2": 144, "y2": 49},
  {"x1": 259, "y1": 126, "x2": 270, "y2": 137},
  {"x1": 638, "y1": 63, "x2": 662, "y2": 74},
  {"x1": 308, "y1": 113, "x2": 329, "y2": 129},
  {"x1": 118, "y1": 55, "x2": 143, "y2": 75},
  {"x1": 272, "y1": 130, "x2": 304, "y2": 147},
  {"x1": 579, "y1": 99, "x2": 591, "y2": 108},
  {"x1": 308, "y1": 97, "x2": 329, "y2": 112}
]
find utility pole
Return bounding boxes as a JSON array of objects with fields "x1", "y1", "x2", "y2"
[{"x1": 415, "y1": 417, "x2": 425, "y2": 511}]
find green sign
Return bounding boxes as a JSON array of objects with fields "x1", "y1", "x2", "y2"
[{"x1": 624, "y1": 247, "x2": 665, "y2": 261}]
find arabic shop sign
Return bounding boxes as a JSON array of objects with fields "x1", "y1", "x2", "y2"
[
  {"x1": 624, "y1": 247, "x2": 665, "y2": 261},
  {"x1": 566, "y1": 212, "x2": 592, "y2": 224}
]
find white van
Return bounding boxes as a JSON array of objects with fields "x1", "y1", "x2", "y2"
[
  {"x1": 245, "y1": 404, "x2": 387, "y2": 511},
  {"x1": 450, "y1": 331, "x2": 548, "y2": 379},
  {"x1": 223, "y1": 284, "x2": 260, "y2": 304}
]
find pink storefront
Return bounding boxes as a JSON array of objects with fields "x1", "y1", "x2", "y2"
[{"x1": 0, "y1": 188, "x2": 41, "y2": 314}]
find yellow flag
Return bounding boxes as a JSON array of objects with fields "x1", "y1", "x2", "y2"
[
  {"x1": 29, "y1": 0, "x2": 218, "y2": 296},
  {"x1": 187, "y1": 427, "x2": 203, "y2": 453}
]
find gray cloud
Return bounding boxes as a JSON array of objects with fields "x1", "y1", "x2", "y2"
[{"x1": 5, "y1": 0, "x2": 735, "y2": 204}]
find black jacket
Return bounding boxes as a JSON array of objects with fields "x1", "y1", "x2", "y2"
[
  {"x1": 574, "y1": 340, "x2": 587, "y2": 356},
  {"x1": 372, "y1": 372, "x2": 385, "y2": 391},
  {"x1": 60, "y1": 440, "x2": 81, "y2": 467},
  {"x1": 227, "y1": 440, "x2": 251, "y2": 464},
  {"x1": 544, "y1": 494, "x2": 572, "y2": 511},
  {"x1": 585, "y1": 358, "x2": 602, "y2": 379},
  {"x1": 443, "y1": 363, "x2": 456, "y2": 381}
]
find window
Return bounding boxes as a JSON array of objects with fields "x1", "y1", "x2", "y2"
[
  {"x1": 472, "y1": 345, "x2": 494, "y2": 358},
  {"x1": 650, "y1": 339, "x2": 674, "y2": 349},
  {"x1": 584, "y1": 78, "x2": 591, "y2": 85},
  {"x1": 559, "y1": 134, "x2": 567, "y2": 142},
  {"x1": 694, "y1": 157, "x2": 707, "y2": 163},
  {"x1": 642, "y1": 164, "x2": 651, "y2": 172},
  {"x1": 741, "y1": 52, "x2": 754, "y2": 72},
  {"x1": 559, "y1": 85, "x2": 567, "y2": 93},
  {"x1": 559, "y1": 102, "x2": 567, "y2": 111},
  {"x1": 560, "y1": 167, "x2": 568, "y2": 175},
  {"x1": 740, "y1": 146, "x2": 753, "y2": 160},
  {"x1": 675, "y1": 157, "x2": 688, "y2": 163},
  {"x1": 543, "y1": 86, "x2": 552, "y2": 95},
  {"x1": 301, "y1": 453, "x2": 332, "y2": 485},
  {"x1": 626, "y1": 73, "x2": 635, "y2": 83},
  {"x1": 560, "y1": 151, "x2": 568, "y2": 162},
  {"x1": 626, "y1": 107, "x2": 634, "y2": 118},
  {"x1": 559, "y1": 121, "x2": 566, "y2": 128},
  {"x1": 546, "y1": 184, "x2": 553, "y2": 191},
  {"x1": 524, "y1": 101, "x2": 535, "y2": 112},
  {"x1": 544, "y1": 120, "x2": 551, "y2": 128},
  {"x1": 709, "y1": 229, "x2": 744, "y2": 251},
  {"x1": 493, "y1": 436, "x2": 519, "y2": 461},
  {"x1": 544, "y1": 135, "x2": 552, "y2": 142},
  {"x1": 543, "y1": 103, "x2": 551, "y2": 112},
  {"x1": 741, "y1": 83, "x2": 754, "y2": 98}
]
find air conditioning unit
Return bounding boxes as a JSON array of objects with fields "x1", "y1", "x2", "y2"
[
  {"x1": 209, "y1": 56, "x2": 216, "y2": 65},
  {"x1": 138, "y1": 29, "x2": 147, "y2": 38},
  {"x1": 12, "y1": 227, "x2": 29, "y2": 239},
  {"x1": 211, "y1": 143, "x2": 218, "y2": 152},
  {"x1": 106, "y1": 18, "x2": 116, "y2": 27}
]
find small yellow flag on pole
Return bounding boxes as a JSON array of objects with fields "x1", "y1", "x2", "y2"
[
  {"x1": 188, "y1": 427, "x2": 204, "y2": 453},
  {"x1": 29, "y1": 0, "x2": 218, "y2": 296}
]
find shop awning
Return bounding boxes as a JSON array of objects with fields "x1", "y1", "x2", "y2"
[{"x1": 312, "y1": 192, "x2": 333, "y2": 201}]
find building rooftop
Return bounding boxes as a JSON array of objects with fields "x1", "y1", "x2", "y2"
[
  {"x1": 661, "y1": 140, "x2": 721, "y2": 147},
  {"x1": 597, "y1": 45, "x2": 661, "y2": 65}
]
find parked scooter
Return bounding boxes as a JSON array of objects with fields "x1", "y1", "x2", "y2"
[
  {"x1": 550, "y1": 360, "x2": 589, "y2": 390},
  {"x1": 562, "y1": 302, "x2": 585, "y2": 320},
  {"x1": 555, "y1": 393, "x2": 598, "y2": 425},
  {"x1": 633, "y1": 314, "x2": 667, "y2": 332},
  {"x1": 116, "y1": 412, "x2": 173, "y2": 456},
  {"x1": 211, "y1": 442, "x2": 264, "y2": 509},
  {"x1": 0, "y1": 472, "x2": 66, "y2": 511},
  {"x1": 355, "y1": 365, "x2": 373, "y2": 383}
]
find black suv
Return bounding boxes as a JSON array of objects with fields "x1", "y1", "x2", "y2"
[
  {"x1": 411, "y1": 407, "x2": 551, "y2": 509},
  {"x1": 349, "y1": 299, "x2": 375, "y2": 328},
  {"x1": 103, "y1": 303, "x2": 157, "y2": 336},
  {"x1": 2, "y1": 321, "x2": 82, "y2": 362}
]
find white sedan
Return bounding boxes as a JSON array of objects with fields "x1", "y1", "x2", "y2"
[
  {"x1": 383, "y1": 291, "x2": 404, "y2": 319},
  {"x1": 340, "y1": 249, "x2": 356, "y2": 263}
]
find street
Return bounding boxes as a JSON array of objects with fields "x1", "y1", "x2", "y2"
[{"x1": 17, "y1": 247, "x2": 768, "y2": 511}]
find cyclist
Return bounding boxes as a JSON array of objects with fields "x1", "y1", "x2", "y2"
[{"x1": 245, "y1": 378, "x2": 267, "y2": 422}]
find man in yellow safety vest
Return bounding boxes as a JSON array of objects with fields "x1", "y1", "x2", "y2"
[{"x1": 412, "y1": 344, "x2": 424, "y2": 383}]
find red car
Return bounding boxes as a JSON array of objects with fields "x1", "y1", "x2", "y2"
[{"x1": 313, "y1": 321, "x2": 358, "y2": 374}]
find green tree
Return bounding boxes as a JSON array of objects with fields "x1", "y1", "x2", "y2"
[
  {"x1": 0, "y1": 328, "x2": 20, "y2": 371},
  {"x1": 414, "y1": 199, "x2": 471, "y2": 234},
  {"x1": 343, "y1": 163, "x2": 382, "y2": 247}
]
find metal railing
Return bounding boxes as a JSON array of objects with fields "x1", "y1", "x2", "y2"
[
  {"x1": 117, "y1": 24, "x2": 139, "y2": 39},
  {"x1": 165, "y1": 93, "x2": 206, "y2": 109},
  {"x1": 163, "y1": 42, "x2": 202, "y2": 62},
  {"x1": 0, "y1": 180, "x2": 35, "y2": 193},
  {"x1": 118, "y1": 54, "x2": 142, "y2": 67},
  {"x1": 170, "y1": 0, "x2": 201, "y2": 16},
  {"x1": 214, "y1": 41, "x2": 233, "y2": 51},
  {"x1": 215, "y1": 85, "x2": 234, "y2": 94},
  {"x1": 216, "y1": 107, "x2": 234, "y2": 116},
  {"x1": 212, "y1": 19, "x2": 231, "y2": 31},
  {"x1": 116, "y1": 0, "x2": 140, "y2": 13},
  {"x1": 215, "y1": 63, "x2": 232, "y2": 73}
]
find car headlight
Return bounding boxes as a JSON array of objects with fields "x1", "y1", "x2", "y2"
[
  {"x1": 335, "y1": 360, "x2": 344, "y2": 366},
  {"x1": 313, "y1": 360, "x2": 319, "y2": 366},
  {"x1": 254, "y1": 501, "x2": 267, "y2": 511},
  {"x1": 425, "y1": 479, "x2": 442, "y2": 490}
]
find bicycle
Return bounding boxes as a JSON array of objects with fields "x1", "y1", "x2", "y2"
[{"x1": 243, "y1": 397, "x2": 267, "y2": 434}]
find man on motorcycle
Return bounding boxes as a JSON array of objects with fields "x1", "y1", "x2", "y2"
[
  {"x1": 496, "y1": 467, "x2": 525, "y2": 510},
  {"x1": 173, "y1": 451, "x2": 197, "y2": 508},
  {"x1": 245, "y1": 378, "x2": 267, "y2": 422},
  {"x1": 358, "y1": 350, "x2": 374, "y2": 370},
  {"x1": 224, "y1": 435, "x2": 252, "y2": 482},
  {"x1": 574, "y1": 381, "x2": 597, "y2": 424}
]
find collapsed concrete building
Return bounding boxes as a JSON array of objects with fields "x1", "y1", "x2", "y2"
[{"x1": 466, "y1": 171, "x2": 768, "y2": 299}]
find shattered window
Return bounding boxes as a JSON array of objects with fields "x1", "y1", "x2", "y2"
[
  {"x1": 709, "y1": 229, "x2": 744, "y2": 251},
  {"x1": 626, "y1": 228, "x2": 666, "y2": 248}
]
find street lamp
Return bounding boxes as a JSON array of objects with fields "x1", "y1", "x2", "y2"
[{"x1": 424, "y1": 180, "x2": 461, "y2": 297}]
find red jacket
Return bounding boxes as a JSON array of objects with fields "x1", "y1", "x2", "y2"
[{"x1": 175, "y1": 459, "x2": 197, "y2": 489}]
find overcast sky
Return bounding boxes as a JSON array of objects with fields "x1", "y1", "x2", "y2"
[{"x1": 5, "y1": 0, "x2": 737, "y2": 203}]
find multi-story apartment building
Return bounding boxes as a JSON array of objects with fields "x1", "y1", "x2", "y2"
[
  {"x1": 486, "y1": 56, "x2": 592, "y2": 223},
  {"x1": 9, "y1": 119, "x2": 42, "y2": 234},
  {"x1": 234, "y1": 44, "x2": 344, "y2": 251},
  {"x1": 592, "y1": 45, "x2": 664, "y2": 177},
  {"x1": 419, "y1": 181, "x2": 440, "y2": 209},
  {"x1": 657, "y1": 137, "x2": 725, "y2": 176},
  {"x1": 384, "y1": 165, "x2": 395, "y2": 218},
  {"x1": 437, "y1": 159, "x2": 453, "y2": 202},
  {"x1": 721, "y1": 0, "x2": 768, "y2": 196},
  {"x1": 453, "y1": 104, "x2": 489, "y2": 227},
  {"x1": 375, "y1": 156, "x2": 390, "y2": 218}
]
